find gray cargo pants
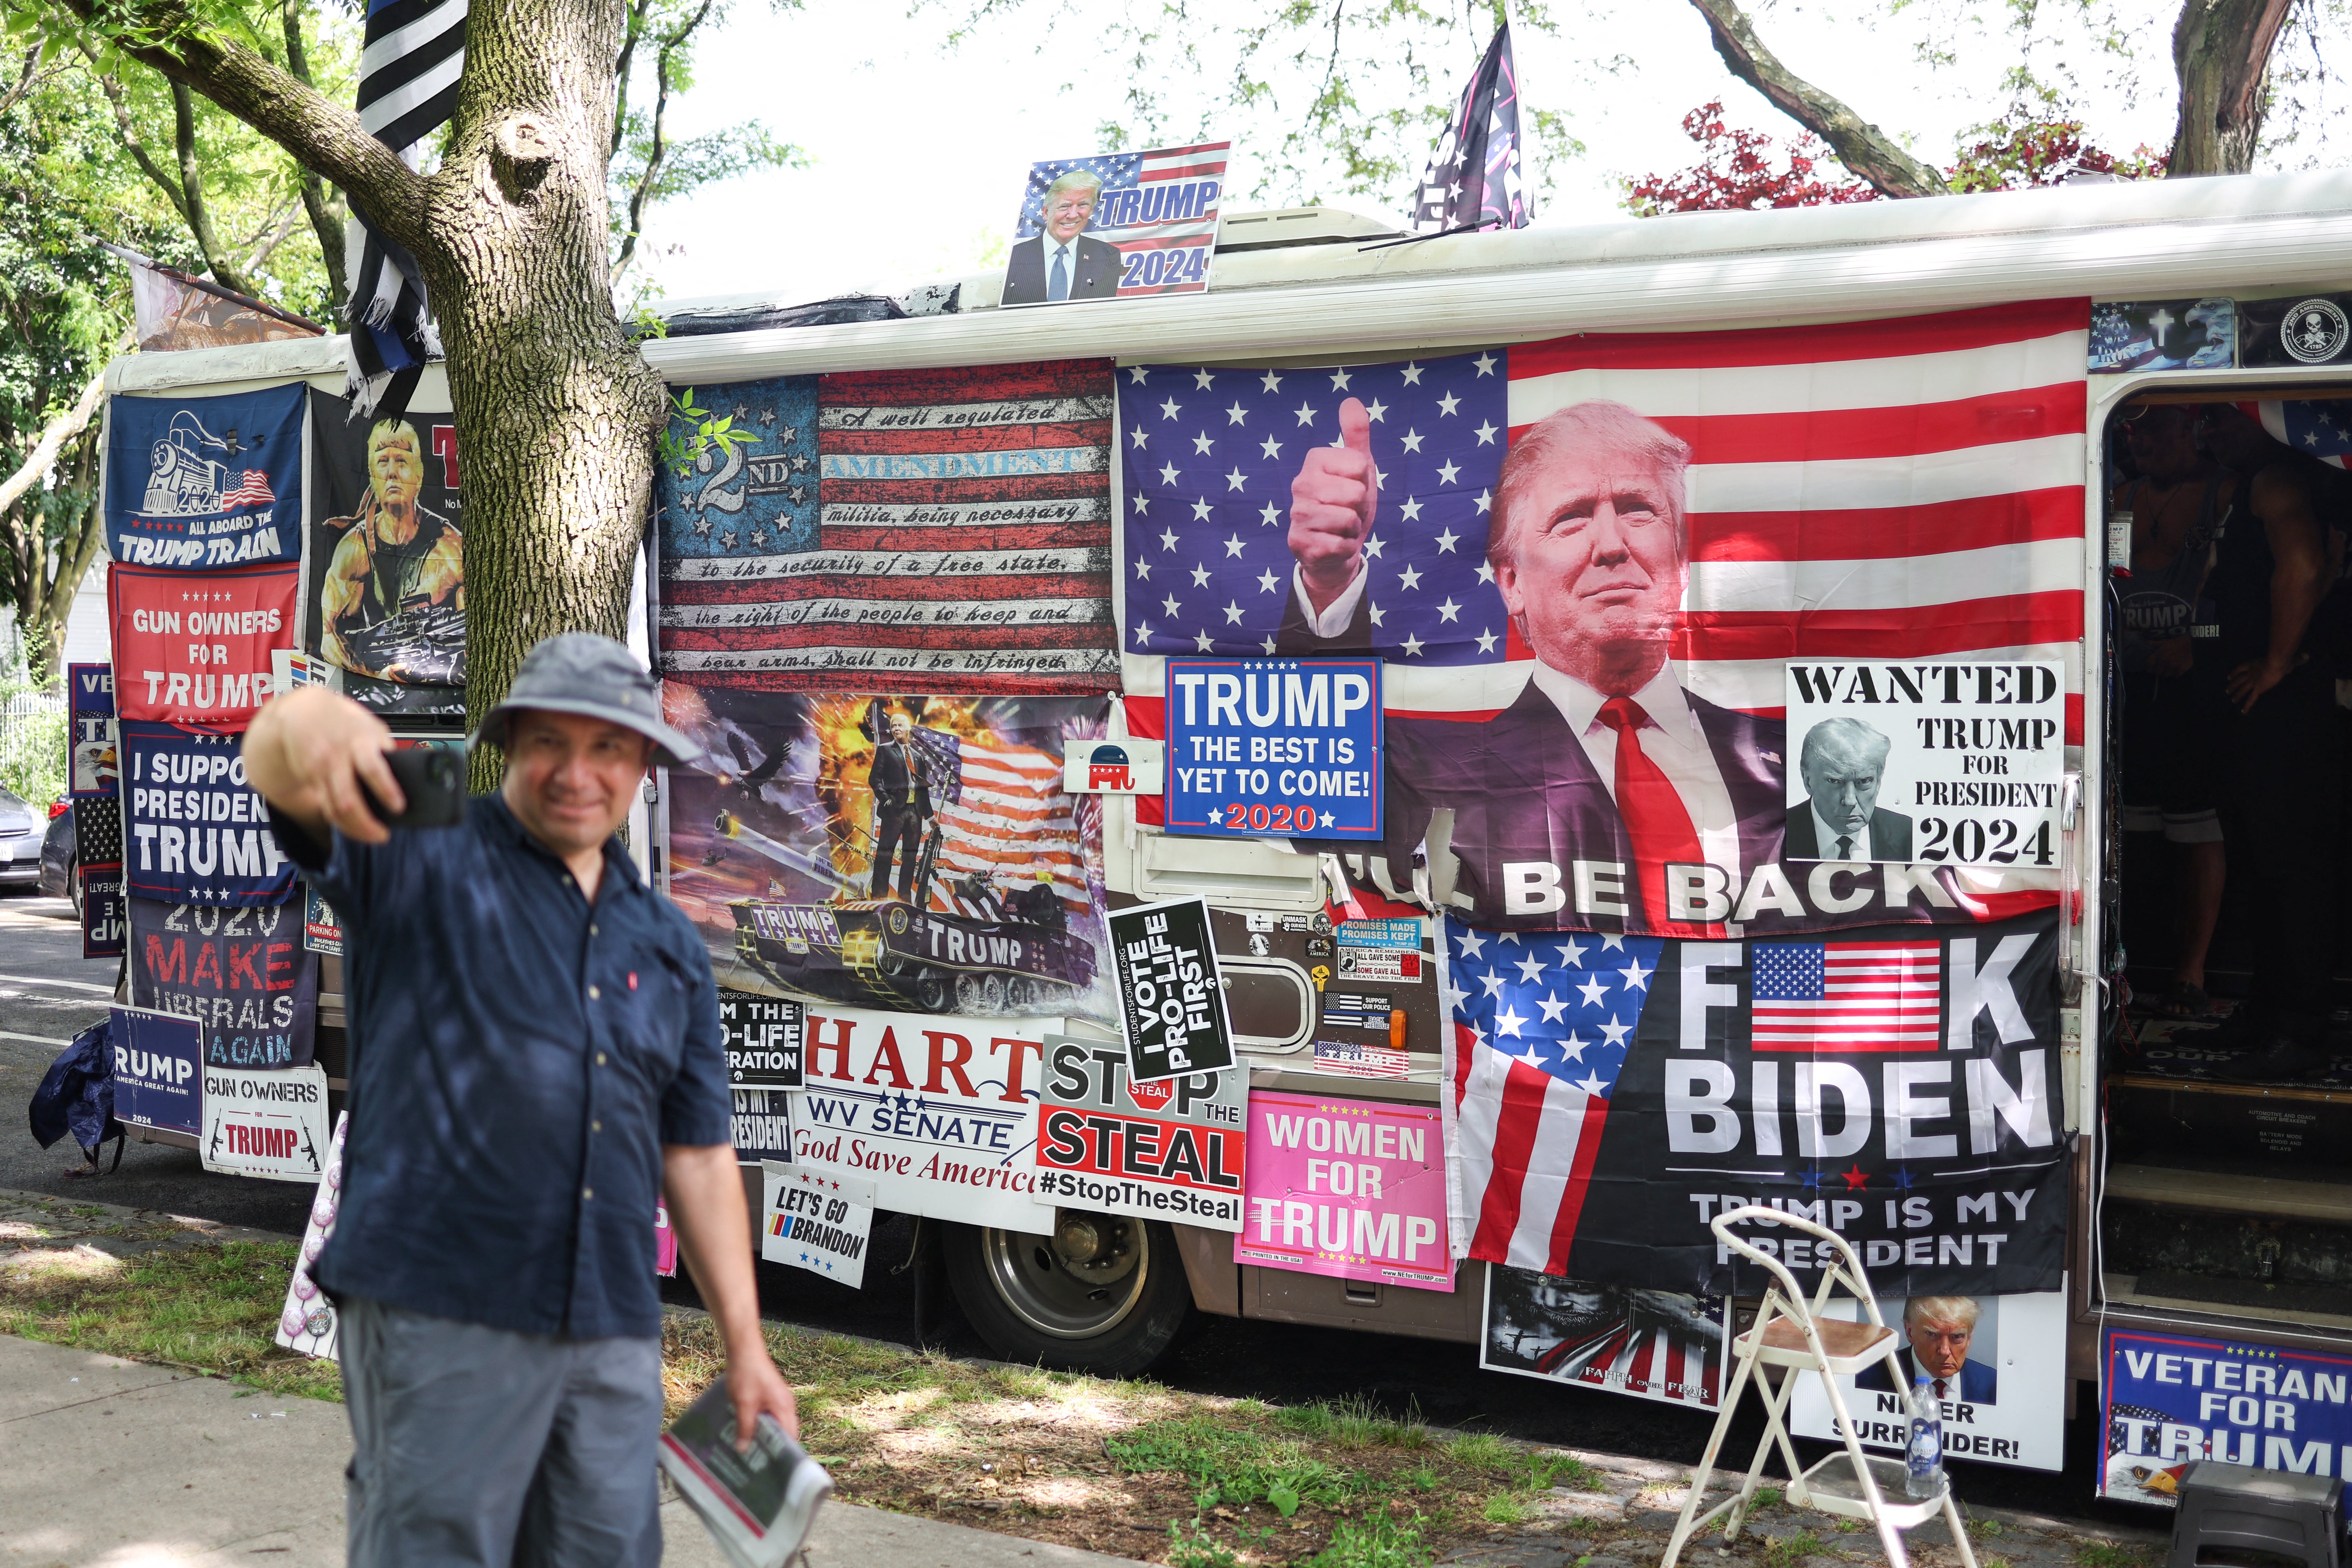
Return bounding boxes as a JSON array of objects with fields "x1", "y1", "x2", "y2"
[{"x1": 340, "y1": 1296, "x2": 664, "y2": 1568}]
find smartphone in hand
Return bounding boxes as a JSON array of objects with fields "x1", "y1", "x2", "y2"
[{"x1": 365, "y1": 747, "x2": 467, "y2": 829}]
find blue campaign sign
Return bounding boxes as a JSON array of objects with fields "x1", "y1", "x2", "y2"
[
  {"x1": 68, "y1": 663, "x2": 117, "y2": 799},
  {"x1": 1164, "y1": 657, "x2": 1381, "y2": 838},
  {"x1": 111, "y1": 1004, "x2": 204, "y2": 1136},
  {"x1": 122, "y1": 722, "x2": 297, "y2": 906},
  {"x1": 106, "y1": 383, "x2": 304, "y2": 568},
  {"x1": 2100, "y1": 1326, "x2": 2352, "y2": 1503}
]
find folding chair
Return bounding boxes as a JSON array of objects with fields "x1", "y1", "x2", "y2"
[{"x1": 1660, "y1": 1205, "x2": 1980, "y2": 1568}]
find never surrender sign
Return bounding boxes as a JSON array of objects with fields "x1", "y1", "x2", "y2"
[
  {"x1": 105, "y1": 383, "x2": 303, "y2": 568},
  {"x1": 1109, "y1": 898, "x2": 1235, "y2": 1083},
  {"x1": 1035, "y1": 1034, "x2": 1247, "y2": 1230},
  {"x1": 122, "y1": 722, "x2": 296, "y2": 906},
  {"x1": 111, "y1": 564, "x2": 298, "y2": 731}
]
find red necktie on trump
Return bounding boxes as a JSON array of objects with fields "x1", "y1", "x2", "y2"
[{"x1": 1598, "y1": 696, "x2": 1710, "y2": 935}]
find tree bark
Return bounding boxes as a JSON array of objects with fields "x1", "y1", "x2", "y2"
[
  {"x1": 58, "y1": 0, "x2": 667, "y2": 780},
  {"x1": 2169, "y1": 0, "x2": 2294, "y2": 176},
  {"x1": 1683, "y1": 0, "x2": 1949, "y2": 198}
]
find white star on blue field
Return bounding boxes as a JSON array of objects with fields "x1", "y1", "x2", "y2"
[
  {"x1": 1117, "y1": 354, "x2": 1509, "y2": 663},
  {"x1": 1445, "y1": 918, "x2": 1666, "y2": 1099}
]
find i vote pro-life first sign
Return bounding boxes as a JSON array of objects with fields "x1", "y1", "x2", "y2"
[{"x1": 1783, "y1": 661, "x2": 2065, "y2": 870}]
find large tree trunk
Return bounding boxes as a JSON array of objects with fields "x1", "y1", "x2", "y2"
[
  {"x1": 2169, "y1": 0, "x2": 2294, "y2": 176},
  {"x1": 65, "y1": 0, "x2": 667, "y2": 784},
  {"x1": 421, "y1": 0, "x2": 667, "y2": 786}
]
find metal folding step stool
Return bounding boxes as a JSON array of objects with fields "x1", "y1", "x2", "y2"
[{"x1": 1660, "y1": 1205, "x2": 1981, "y2": 1568}]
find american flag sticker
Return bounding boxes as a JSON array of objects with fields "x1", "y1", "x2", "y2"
[
  {"x1": 1749, "y1": 939, "x2": 1943, "y2": 1052},
  {"x1": 657, "y1": 362, "x2": 1117, "y2": 693}
]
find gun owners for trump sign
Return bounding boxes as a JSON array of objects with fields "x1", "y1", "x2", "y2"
[
  {"x1": 1034, "y1": 1034, "x2": 1247, "y2": 1230},
  {"x1": 1784, "y1": 661, "x2": 2065, "y2": 870},
  {"x1": 1109, "y1": 898, "x2": 1236, "y2": 1084}
]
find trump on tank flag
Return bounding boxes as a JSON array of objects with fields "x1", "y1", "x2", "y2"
[
  {"x1": 1115, "y1": 301, "x2": 2086, "y2": 936},
  {"x1": 1439, "y1": 910, "x2": 2071, "y2": 1299}
]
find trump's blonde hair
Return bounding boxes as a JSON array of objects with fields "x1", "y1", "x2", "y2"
[{"x1": 1488, "y1": 400, "x2": 1692, "y2": 576}]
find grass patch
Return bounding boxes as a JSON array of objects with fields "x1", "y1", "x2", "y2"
[
  {"x1": 1765, "y1": 1530, "x2": 1824, "y2": 1568},
  {"x1": 1480, "y1": 1494, "x2": 1530, "y2": 1524},
  {"x1": 2074, "y1": 1547, "x2": 2158, "y2": 1568},
  {"x1": 1310, "y1": 1510, "x2": 1429, "y2": 1568},
  {"x1": 0, "y1": 1239, "x2": 339, "y2": 1401},
  {"x1": 1444, "y1": 1431, "x2": 1513, "y2": 1469}
]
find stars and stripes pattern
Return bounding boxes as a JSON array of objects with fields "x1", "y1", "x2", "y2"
[
  {"x1": 1410, "y1": 23, "x2": 1529, "y2": 235},
  {"x1": 1120, "y1": 302, "x2": 2089, "y2": 742},
  {"x1": 1750, "y1": 939, "x2": 1942, "y2": 1052},
  {"x1": 2255, "y1": 398, "x2": 2352, "y2": 470},
  {"x1": 1528, "y1": 1303, "x2": 1721, "y2": 1407},
  {"x1": 345, "y1": 0, "x2": 467, "y2": 419},
  {"x1": 1115, "y1": 353, "x2": 1508, "y2": 663},
  {"x1": 927, "y1": 729, "x2": 1097, "y2": 923},
  {"x1": 1014, "y1": 143, "x2": 1230, "y2": 299},
  {"x1": 218, "y1": 471, "x2": 276, "y2": 508},
  {"x1": 1443, "y1": 917, "x2": 1665, "y2": 1275},
  {"x1": 660, "y1": 363, "x2": 1117, "y2": 693}
]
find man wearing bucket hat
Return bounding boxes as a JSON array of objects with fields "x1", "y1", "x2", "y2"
[{"x1": 243, "y1": 632, "x2": 795, "y2": 1568}]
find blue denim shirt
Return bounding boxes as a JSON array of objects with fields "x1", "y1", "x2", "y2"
[{"x1": 277, "y1": 792, "x2": 728, "y2": 1339}]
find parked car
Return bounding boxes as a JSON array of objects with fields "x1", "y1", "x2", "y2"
[
  {"x1": 36, "y1": 798, "x2": 74, "y2": 910},
  {"x1": 0, "y1": 786, "x2": 43, "y2": 893}
]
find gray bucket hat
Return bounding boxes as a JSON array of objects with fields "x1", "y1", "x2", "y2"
[{"x1": 470, "y1": 632, "x2": 699, "y2": 769}]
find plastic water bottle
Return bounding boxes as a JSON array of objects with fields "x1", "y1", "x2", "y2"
[{"x1": 1905, "y1": 1374, "x2": 1945, "y2": 1501}]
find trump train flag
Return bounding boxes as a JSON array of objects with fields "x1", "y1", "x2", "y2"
[{"x1": 1439, "y1": 910, "x2": 2070, "y2": 1298}]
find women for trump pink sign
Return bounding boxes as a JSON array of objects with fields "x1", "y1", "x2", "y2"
[{"x1": 1234, "y1": 1090, "x2": 1453, "y2": 1291}]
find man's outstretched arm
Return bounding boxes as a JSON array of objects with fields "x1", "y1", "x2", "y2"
[
  {"x1": 242, "y1": 687, "x2": 403, "y2": 844},
  {"x1": 664, "y1": 1142, "x2": 800, "y2": 1447}
]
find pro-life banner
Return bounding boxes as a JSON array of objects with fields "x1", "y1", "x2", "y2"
[
  {"x1": 656, "y1": 363, "x2": 1116, "y2": 694},
  {"x1": 110, "y1": 563, "x2": 298, "y2": 730},
  {"x1": 1790, "y1": 1289, "x2": 2066, "y2": 1472},
  {"x1": 201, "y1": 1064, "x2": 331, "y2": 1181},
  {"x1": 1035, "y1": 1033, "x2": 1247, "y2": 1231},
  {"x1": 306, "y1": 389, "x2": 465, "y2": 716},
  {"x1": 661, "y1": 685, "x2": 1115, "y2": 1022},
  {"x1": 122, "y1": 722, "x2": 297, "y2": 906},
  {"x1": 1442, "y1": 909, "x2": 2069, "y2": 1298},
  {"x1": 1000, "y1": 143, "x2": 1229, "y2": 306},
  {"x1": 1113, "y1": 302, "x2": 2088, "y2": 936},
  {"x1": 1109, "y1": 899, "x2": 1236, "y2": 1083},
  {"x1": 130, "y1": 897, "x2": 317, "y2": 1068},
  {"x1": 104, "y1": 384, "x2": 303, "y2": 568}
]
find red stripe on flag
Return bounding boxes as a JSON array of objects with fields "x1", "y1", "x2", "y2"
[
  {"x1": 668, "y1": 572, "x2": 1100, "y2": 606},
  {"x1": 1509, "y1": 299, "x2": 2091, "y2": 375},
  {"x1": 820, "y1": 476, "x2": 1104, "y2": 506},
  {"x1": 1671, "y1": 591, "x2": 2084, "y2": 662},
  {"x1": 1467, "y1": 1058, "x2": 1551, "y2": 1264},
  {"x1": 825, "y1": 421, "x2": 1110, "y2": 455},
  {"x1": 1651, "y1": 384, "x2": 2086, "y2": 464},
  {"x1": 1687, "y1": 488, "x2": 2084, "y2": 563},
  {"x1": 663, "y1": 624, "x2": 1114, "y2": 653},
  {"x1": 1544, "y1": 1094, "x2": 1609, "y2": 1276},
  {"x1": 1452, "y1": 1019, "x2": 1479, "y2": 1109},
  {"x1": 821, "y1": 361, "x2": 1113, "y2": 403}
]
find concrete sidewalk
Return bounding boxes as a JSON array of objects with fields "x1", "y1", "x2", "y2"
[{"x1": 0, "y1": 1333, "x2": 1146, "y2": 1567}]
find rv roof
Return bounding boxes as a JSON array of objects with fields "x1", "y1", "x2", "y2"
[{"x1": 642, "y1": 170, "x2": 2352, "y2": 384}]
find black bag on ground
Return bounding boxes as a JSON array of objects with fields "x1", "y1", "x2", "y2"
[{"x1": 27, "y1": 1018, "x2": 126, "y2": 1174}]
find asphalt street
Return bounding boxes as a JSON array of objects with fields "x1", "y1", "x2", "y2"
[{"x1": 1, "y1": 889, "x2": 2138, "y2": 1530}]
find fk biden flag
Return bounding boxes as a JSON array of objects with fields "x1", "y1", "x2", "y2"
[{"x1": 1439, "y1": 910, "x2": 2071, "y2": 1298}]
